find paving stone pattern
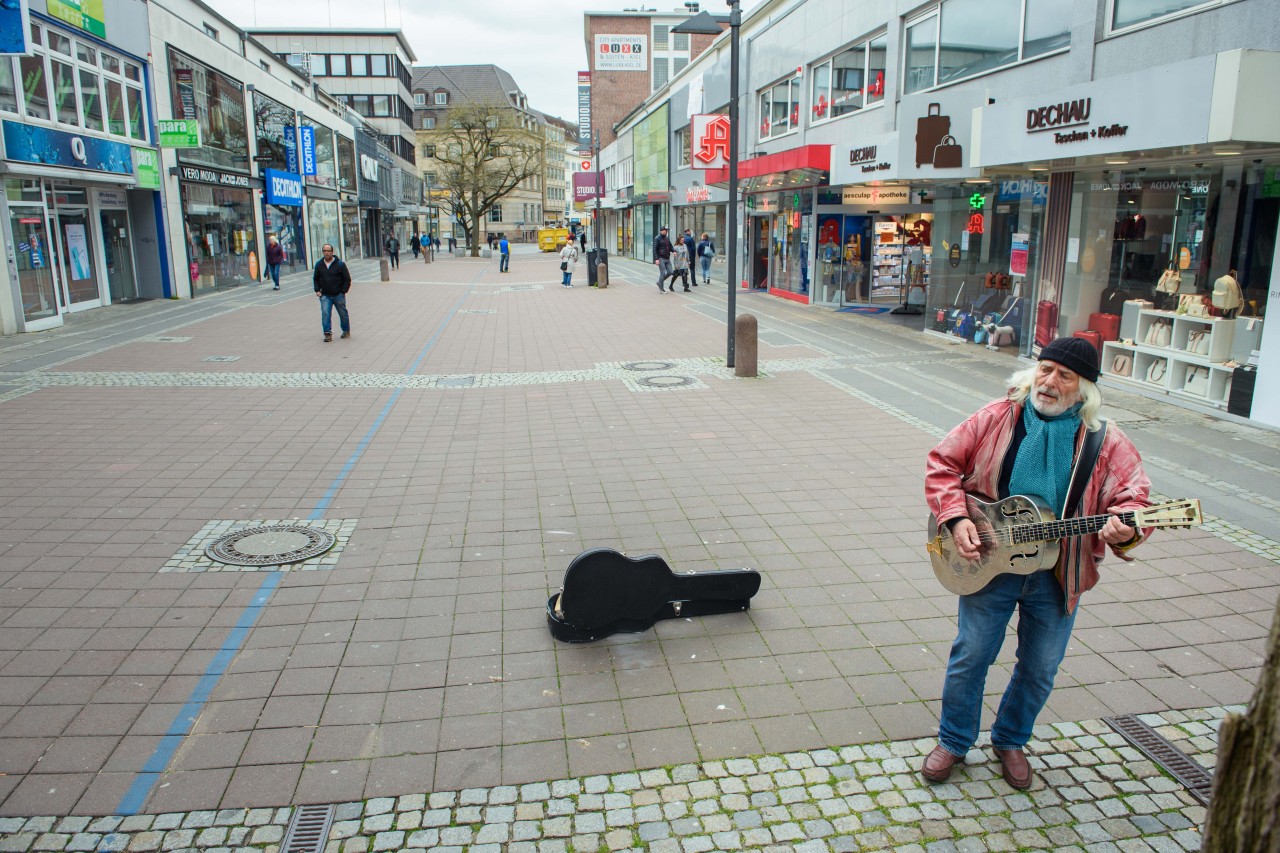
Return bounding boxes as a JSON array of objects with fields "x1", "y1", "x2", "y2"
[{"x1": 0, "y1": 708, "x2": 1225, "y2": 852}]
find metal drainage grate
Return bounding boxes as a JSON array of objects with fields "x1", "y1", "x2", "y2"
[
  {"x1": 1104, "y1": 715, "x2": 1213, "y2": 805},
  {"x1": 205, "y1": 524, "x2": 337, "y2": 567},
  {"x1": 203, "y1": 355, "x2": 241, "y2": 362},
  {"x1": 459, "y1": 309, "x2": 497, "y2": 315},
  {"x1": 145, "y1": 336, "x2": 192, "y2": 343},
  {"x1": 636, "y1": 375, "x2": 695, "y2": 388},
  {"x1": 437, "y1": 376, "x2": 476, "y2": 388},
  {"x1": 281, "y1": 804, "x2": 335, "y2": 853},
  {"x1": 622, "y1": 361, "x2": 675, "y2": 371}
]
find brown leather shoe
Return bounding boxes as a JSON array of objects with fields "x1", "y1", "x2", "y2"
[
  {"x1": 921, "y1": 746, "x2": 961, "y2": 782},
  {"x1": 994, "y1": 748, "x2": 1033, "y2": 789}
]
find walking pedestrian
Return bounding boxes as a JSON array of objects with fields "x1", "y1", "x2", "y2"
[
  {"x1": 920, "y1": 339, "x2": 1152, "y2": 791},
  {"x1": 653, "y1": 225, "x2": 674, "y2": 292},
  {"x1": 499, "y1": 236, "x2": 511, "y2": 272},
  {"x1": 265, "y1": 234, "x2": 285, "y2": 290},
  {"x1": 579, "y1": 231, "x2": 587, "y2": 252},
  {"x1": 696, "y1": 232, "x2": 715, "y2": 285},
  {"x1": 410, "y1": 233, "x2": 420, "y2": 259},
  {"x1": 313, "y1": 244, "x2": 352, "y2": 343},
  {"x1": 671, "y1": 237, "x2": 691, "y2": 292},
  {"x1": 386, "y1": 234, "x2": 400, "y2": 269},
  {"x1": 559, "y1": 239, "x2": 578, "y2": 287},
  {"x1": 682, "y1": 229, "x2": 697, "y2": 285}
]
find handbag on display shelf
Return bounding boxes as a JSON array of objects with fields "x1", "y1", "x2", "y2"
[
  {"x1": 1178, "y1": 293, "x2": 1210, "y2": 318},
  {"x1": 1146, "y1": 359, "x2": 1167, "y2": 384},
  {"x1": 1156, "y1": 267, "x2": 1182, "y2": 295},
  {"x1": 1144, "y1": 319, "x2": 1172, "y2": 347},
  {"x1": 1110, "y1": 353, "x2": 1133, "y2": 377},
  {"x1": 1186, "y1": 329, "x2": 1211, "y2": 356},
  {"x1": 1183, "y1": 365, "x2": 1210, "y2": 396}
]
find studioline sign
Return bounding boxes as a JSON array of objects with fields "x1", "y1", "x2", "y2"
[
  {"x1": 691, "y1": 115, "x2": 731, "y2": 170},
  {"x1": 573, "y1": 171, "x2": 603, "y2": 202},
  {"x1": 263, "y1": 168, "x2": 303, "y2": 207},
  {"x1": 976, "y1": 54, "x2": 1216, "y2": 166},
  {"x1": 577, "y1": 72, "x2": 591, "y2": 148}
]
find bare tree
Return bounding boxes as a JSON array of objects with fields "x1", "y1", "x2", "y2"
[
  {"x1": 1201, "y1": 590, "x2": 1280, "y2": 852},
  {"x1": 430, "y1": 101, "x2": 543, "y2": 257}
]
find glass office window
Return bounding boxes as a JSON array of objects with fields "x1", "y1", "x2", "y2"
[
  {"x1": 350, "y1": 54, "x2": 367, "y2": 76},
  {"x1": 810, "y1": 60, "x2": 830, "y2": 122},
  {"x1": 830, "y1": 44, "x2": 865, "y2": 118},
  {"x1": 51, "y1": 59, "x2": 76, "y2": 124},
  {"x1": 938, "y1": 0, "x2": 1020, "y2": 85},
  {"x1": 867, "y1": 35, "x2": 886, "y2": 104},
  {"x1": 78, "y1": 68, "x2": 101, "y2": 129},
  {"x1": 0, "y1": 59, "x2": 17, "y2": 113},
  {"x1": 168, "y1": 47, "x2": 249, "y2": 171},
  {"x1": 20, "y1": 55, "x2": 49, "y2": 119},
  {"x1": 329, "y1": 54, "x2": 347, "y2": 76},
  {"x1": 905, "y1": 14, "x2": 938, "y2": 94},
  {"x1": 105, "y1": 78, "x2": 123, "y2": 135},
  {"x1": 1024, "y1": 0, "x2": 1072, "y2": 57},
  {"x1": 309, "y1": 54, "x2": 326, "y2": 76},
  {"x1": 1113, "y1": 0, "x2": 1209, "y2": 29},
  {"x1": 370, "y1": 54, "x2": 387, "y2": 76},
  {"x1": 126, "y1": 85, "x2": 143, "y2": 138}
]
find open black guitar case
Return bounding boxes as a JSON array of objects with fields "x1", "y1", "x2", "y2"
[{"x1": 547, "y1": 548, "x2": 762, "y2": 643}]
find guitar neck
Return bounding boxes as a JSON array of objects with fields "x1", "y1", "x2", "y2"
[{"x1": 1015, "y1": 511, "x2": 1136, "y2": 545}]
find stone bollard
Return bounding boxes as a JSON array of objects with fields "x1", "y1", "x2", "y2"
[
  {"x1": 423, "y1": 248, "x2": 432, "y2": 264},
  {"x1": 735, "y1": 314, "x2": 758, "y2": 377},
  {"x1": 596, "y1": 263, "x2": 609, "y2": 289},
  {"x1": 379, "y1": 258, "x2": 390, "y2": 281}
]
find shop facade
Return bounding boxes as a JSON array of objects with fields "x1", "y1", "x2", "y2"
[
  {"x1": 253, "y1": 91, "x2": 306, "y2": 272},
  {"x1": 0, "y1": 7, "x2": 163, "y2": 333}
]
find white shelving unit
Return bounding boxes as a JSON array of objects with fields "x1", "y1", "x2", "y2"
[{"x1": 1101, "y1": 308, "x2": 1237, "y2": 408}]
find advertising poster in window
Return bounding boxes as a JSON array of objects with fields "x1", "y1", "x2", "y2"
[
  {"x1": 0, "y1": 0, "x2": 31, "y2": 55},
  {"x1": 1010, "y1": 232, "x2": 1029, "y2": 276},
  {"x1": 65, "y1": 224, "x2": 91, "y2": 280}
]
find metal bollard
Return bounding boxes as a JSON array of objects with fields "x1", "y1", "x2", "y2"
[
  {"x1": 379, "y1": 258, "x2": 390, "y2": 281},
  {"x1": 596, "y1": 263, "x2": 609, "y2": 289},
  {"x1": 734, "y1": 314, "x2": 758, "y2": 377}
]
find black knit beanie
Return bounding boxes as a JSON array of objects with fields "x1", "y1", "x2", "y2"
[{"x1": 1039, "y1": 336, "x2": 1100, "y2": 383}]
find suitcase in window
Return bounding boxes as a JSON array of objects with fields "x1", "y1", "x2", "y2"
[
  {"x1": 1120, "y1": 300, "x2": 1151, "y2": 342},
  {"x1": 1073, "y1": 329, "x2": 1102, "y2": 353},
  {"x1": 1035, "y1": 300, "x2": 1059, "y2": 348},
  {"x1": 1088, "y1": 312, "x2": 1120, "y2": 342},
  {"x1": 915, "y1": 103, "x2": 951, "y2": 168}
]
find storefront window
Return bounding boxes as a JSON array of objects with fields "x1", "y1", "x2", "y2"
[
  {"x1": 926, "y1": 180, "x2": 1046, "y2": 351},
  {"x1": 105, "y1": 79, "x2": 123, "y2": 135},
  {"x1": 50, "y1": 60, "x2": 76, "y2": 125},
  {"x1": 253, "y1": 91, "x2": 296, "y2": 175},
  {"x1": 306, "y1": 124, "x2": 337, "y2": 189},
  {"x1": 126, "y1": 86, "x2": 144, "y2": 139},
  {"x1": 168, "y1": 47, "x2": 249, "y2": 172},
  {"x1": 340, "y1": 203, "x2": 361, "y2": 259},
  {"x1": 263, "y1": 203, "x2": 306, "y2": 270},
  {"x1": 182, "y1": 184, "x2": 255, "y2": 294},
  {"x1": 308, "y1": 199, "x2": 341, "y2": 259},
  {"x1": 78, "y1": 68, "x2": 101, "y2": 130}
]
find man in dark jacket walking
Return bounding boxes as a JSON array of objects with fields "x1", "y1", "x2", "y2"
[
  {"x1": 653, "y1": 225, "x2": 675, "y2": 292},
  {"x1": 313, "y1": 244, "x2": 352, "y2": 342},
  {"x1": 385, "y1": 235, "x2": 400, "y2": 269}
]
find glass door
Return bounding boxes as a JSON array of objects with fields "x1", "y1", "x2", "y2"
[
  {"x1": 99, "y1": 209, "x2": 137, "y2": 302},
  {"x1": 55, "y1": 209, "x2": 102, "y2": 310},
  {"x1": 10, "y1": 207, "x2": 63, "y2": 330}
]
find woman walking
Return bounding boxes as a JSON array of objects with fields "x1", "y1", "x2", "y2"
[
  {"x1": 696, "y1": 233, "x2": 715, "y2": 285},
  {"x1": 559, "y1": 239, "x2": 578, "y2": 287},
  {"x1": 670, "y1": 237, "x2": 691, "y2": 292}
]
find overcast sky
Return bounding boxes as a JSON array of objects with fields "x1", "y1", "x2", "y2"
[{"x1": 205, "y1": 0, "x2": 768, "y2": 123}]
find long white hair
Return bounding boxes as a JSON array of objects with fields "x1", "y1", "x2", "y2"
[{"x1": 1007, "y1": 364, "x2": 1103, "y2": 431}]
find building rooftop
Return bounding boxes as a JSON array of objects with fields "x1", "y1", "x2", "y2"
[{"x1": 246, "y1": 27, "x2": 418, "y2": 62}]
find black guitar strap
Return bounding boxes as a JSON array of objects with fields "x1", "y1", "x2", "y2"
[{"x1": 1063, "y1": 419, "x2": 1107, "y2": 519}]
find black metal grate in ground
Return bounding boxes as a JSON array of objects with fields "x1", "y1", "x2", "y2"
[
  {"x1": 281, "y1": 804, "x2": 335, "y2": 853},
  {"x1": 1104, "y1": 715, "x2": 1213, "y2": 805}
]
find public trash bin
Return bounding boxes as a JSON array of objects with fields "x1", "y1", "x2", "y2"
[{"x1": 587, "y1": 248, "x2": 609, "y2": 286}]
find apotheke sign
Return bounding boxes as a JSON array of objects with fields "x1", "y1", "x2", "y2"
[
  {"x1": 977, "y1": 54, "x2": 1216, "y2": 166},
  {"x1": 841, "y1": 186, "x2": 910, "y2": 205}
]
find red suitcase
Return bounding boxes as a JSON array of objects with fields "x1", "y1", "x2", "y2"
[
  {"x1": 915, "y1": 103, "x2": 951, "y2": 168},
  {"x1": 1035, "y1": 300, "x2": 1059, "y2": 348},
  {"x1": 1088, "y1": 312, "x2": 1120, "y2": 342},
  {"x1": 1073, "y1": 329, "x2": 1102, "y2": 353}
]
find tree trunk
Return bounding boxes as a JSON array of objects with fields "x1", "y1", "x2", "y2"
[{"x1": 1201, "y1": 590, "x2": 1280, "y2": 852}]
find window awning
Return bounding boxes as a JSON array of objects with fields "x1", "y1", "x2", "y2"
[{"x1": 705, "y1": 144, "x2": 831, "y2": 192}]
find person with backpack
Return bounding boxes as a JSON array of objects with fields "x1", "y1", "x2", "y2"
[{"x1": 696, "y1": 233, "x2": 715, "y2": 286}]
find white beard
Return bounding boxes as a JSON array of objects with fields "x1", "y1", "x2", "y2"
[{"x1": 1031, "y1": 384, "x2": 1080, "y2": 417}]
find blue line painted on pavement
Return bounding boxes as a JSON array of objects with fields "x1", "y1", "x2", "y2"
[
  {"x1": 110, "y1": 288, "x2": 473, "y2": 818},
  {"x1": 114, "y1": 572, "x2": 282, "y2": 815},
  {"x1": 307, "y1": 290, "x2": 470, "y2": 520}
]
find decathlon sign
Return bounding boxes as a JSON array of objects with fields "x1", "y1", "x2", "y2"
[
  {"x1": 263, "y1": 169, "x2": 303, "y2": 207},
  {"x1": 691, "y1": 114, "x2": 731, "y2": 170}
]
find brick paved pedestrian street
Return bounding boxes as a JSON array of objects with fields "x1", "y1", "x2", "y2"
[{"x1": 0, "y1": 247, "x2": 1276, "y2": 851}]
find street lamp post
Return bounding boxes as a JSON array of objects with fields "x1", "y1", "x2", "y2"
[
  {"x1": 674, "y1": 1, "x2": 741, "y2": 367},
  {"x1": 594, "y1": 130, "x2": 602, "y2": 253}
]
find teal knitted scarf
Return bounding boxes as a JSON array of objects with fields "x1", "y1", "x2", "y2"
[{"x1": 1009, "y1": 400, "x2": 1082, "y2": 514}]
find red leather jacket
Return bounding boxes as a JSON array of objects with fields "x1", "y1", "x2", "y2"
[{"x1": 925, "y1": 398, "x2": 1152, "y2": 614}]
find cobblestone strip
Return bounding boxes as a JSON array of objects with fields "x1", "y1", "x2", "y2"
[{"x1": 0, "y1": 707, "x2": 1232, "y2": 853}]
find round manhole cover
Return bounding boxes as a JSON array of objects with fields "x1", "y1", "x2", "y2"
[
  {"x1": 622, "y1": 361, "x2": 675, "y2": 372},
  {"x1": 637, "y1": 375, "x2": 695, "y2": 388},
  {"x1": 205, "y1": 524, "x2": 337, "y2": 567}
]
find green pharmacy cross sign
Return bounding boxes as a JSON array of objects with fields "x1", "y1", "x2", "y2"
[
  {"x1": 969, "y1": 192, "x2": 985, "y2": 210},
  {"x1": 158, "y1": 119, "x2": 201, "y2": 148}
]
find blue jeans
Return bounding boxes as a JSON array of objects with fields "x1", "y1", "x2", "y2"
[
  {"x1": 562, "y1": 267, "x2": 572, "y2": 285},
  {"x1": 319, "y1": 293, "x2": 350, "y2": 335},
  {"x1": 500, "y1": 252, "x2": 509, "y2": 272},
  {"x1": 700, "y1": 257, "x2": 711, "y2": 282},
  {"x1": 937, "y1": 569, "x2": 1076, "y2": 757},
  {"x1": 267, "y1": 263, "x2": 280, "y2": 286}
]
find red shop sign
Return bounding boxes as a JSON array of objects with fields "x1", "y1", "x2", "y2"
[{"x1": 18, "y1": 217, "x2": 42, "y2": 224}]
